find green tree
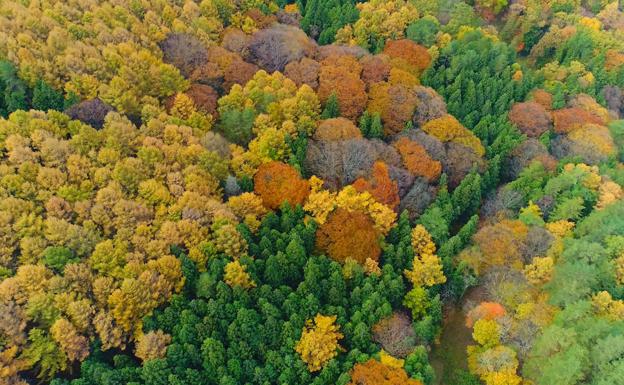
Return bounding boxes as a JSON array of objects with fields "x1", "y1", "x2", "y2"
[{"x1": 321, "y1": 92, "x2": 340, "y2": 119}]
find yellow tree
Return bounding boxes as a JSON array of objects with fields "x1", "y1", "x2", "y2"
[
  {"x1": 404, "y1": 225, "x2": 446, "y2": 287},
  {"x1": 295, "y1": 314, "x2": 343, "y2": 372},
  {"x1": 223, "y1": 260, "x2": 256, "y2": 289}
]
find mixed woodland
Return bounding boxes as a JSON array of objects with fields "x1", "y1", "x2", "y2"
[{"x1": 0, "y1": 0, "x2": 624, "y2": 384}]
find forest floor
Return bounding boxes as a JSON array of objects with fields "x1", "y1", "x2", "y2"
[{"x1": 429, "y1": 286, "x2": 487, "y2": 385}]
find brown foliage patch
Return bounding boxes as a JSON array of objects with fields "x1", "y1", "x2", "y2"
[
  {"x1": 372, "y1": 312, "x2": 417, "y2": 358},
  {"x1": 552, "y1": 107, "x2": 604, "y2": 134},
  {"x1": 314, "y1": 118, "x2": 362, "y2": 141},
  {"x1": 509, "y1": 101, "x2": 552, "y2": 137}
]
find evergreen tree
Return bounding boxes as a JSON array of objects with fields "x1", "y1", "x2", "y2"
[
  {"x1": 321, "y1": 92, "x2": 340, "y2": 119},
  {"x1": 32, "y1": 80, "x2": 64, "y2": 111},
  {"x1": 368, "y1": 112, "x2": 383, "y2": 139},
  {"x1": 358, "y1": 111, "x2": 371, "y2": 137}
]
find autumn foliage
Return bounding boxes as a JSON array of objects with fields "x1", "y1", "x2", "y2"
[
  {"x1": 254, "y1": 161, "x2": 311, "y2": 210},
  {"x1": 295, "y1": 314, "x2": 343, "y2": 372},
  {"x1": 383, "y1": 39, "x2": 431, "y2": 74},
  {"x1": 314, "y1": 118, "x2": 362, "y2": 141},
  {"x1": 393, "y1": 137, "x2": 442, "y2": 182},
  {"x1": 318, "y1": 59, "x2": 368, "y2": 121},
  {"x1": 422, "y1": 114, "x2": 485, "y2": 157},
  {"x1": 353, "y1": 162, "x2": 400, "y2": 210},
  {"x1": 509, "y1": 101, "x2": 552, "y2": 137},
  {"x1": 348, "y1": 359, "x2": 424, "y2": 385},
  {"x1": 315, "y1": 208, "x2": 382, "y2": 264},
  {"x1": 552, "y1": 107, "x2": 605, "y2": 133}
]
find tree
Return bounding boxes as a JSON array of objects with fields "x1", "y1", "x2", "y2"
[
  {"x1": 352, "y1": 161, "x2": 400, "y2": 210},
  {"x1": 335, "y1": 0, "x2": 419, "y2": 51},
  {"x1": 247, "y1": 24, "x2": 318, "y2": 73},
  {"x1": 552, "y1": 107, "x2": 604, "y2": 134},
  {"x1": 135, "y1": 330, "x2": 172, "y2": 362},
  {"x1": 508, "y1": 101, "x2": 552, "y2": 137},
  {"x1": 65, "y1": 98, "x2": 114, "y2": 129},
  {"x1": 318, "y1": 59, "x2": 367, "y2": 121},
  {"x1": 314, "y1": 117, "x2": 362, "y2": 141},
  {"x1": 348, "y1": 358, "x2": 424, "y2": 385},
  {"x1": 50, "y1": 318, "x2": 89, "y2": 362},
  {"x1": 158, "y1": 33, "x2": 208, "y2": 78},
  {"x1": 383, "y1": 40, "x2": 432, "y2": 74},
  {"x1": 422, "y1": 115, "x2": 485, "y2": 157},
  {"x1": 254, "y1": 161, "x2": 310, "y2": 210},
  {"x1": 406, "y1": 17, "x2": 440, "y2": 47},
  {"x1": 393, "y1": 137, "x2": 442, "y2": 182},
  {"x1": 404, "y1": 225, "x2": 446, "y2": 287},
  {"x1": 367, "y1": 82, "x2": 418, "y2": 135},
  {"x1": 403, "y1": 287, "x2": 431, "y2": 319},
  {"x1": 223, "y1": 260, "x2": 256, "y2": 289},
  {"x1": 321, "y1": 92, "x2": 341, "y2": 119},
  {"x1": 32, "y1": 80, "x2": 64, "y2": 111},
  {"x1": 315, "y1": 207, "x2": 382, "y2": 264},
  {"x1": 20, "y1": 329, "x2": 67, "y2": 381},
  {"x1": 295, "y1": 314, "x2": 343, "y2": 372}
]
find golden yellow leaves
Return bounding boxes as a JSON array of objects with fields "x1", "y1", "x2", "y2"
[
  {"x1": 523, "y1": 256, "x2": 554, "y2": 285},
  {"x1": 295, "y1": 314, "x2": 343, "y2": 372},
  {"x1": 305, "y1": 179, "x2": 397, "y2": 234},
  {"x1": 223, "y1": 260, "x2": 256, "y2": 289},
  {"x1": 404, "y1": 225, "x2": 446, "y2": 288}
]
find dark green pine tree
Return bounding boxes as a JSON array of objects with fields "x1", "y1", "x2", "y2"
[
  {"x1": 32, "y1": 80, "x2": 64, "y2": 111},
  {"x1": 0, "y1": 61, "x2": 28, "y2": 117},
  {"x1": 321, "y1": 92, "x2": 340, "y2": 119}
]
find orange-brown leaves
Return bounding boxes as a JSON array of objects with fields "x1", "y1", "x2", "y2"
[
  {"x1": 313, "y1": 118, "x2": 362, "y2": 141},
  {"x1": 285, "y1": 57, "x2": 321, "y2": 89},
  {"x1": 368, "y1": 82, "x2": 418, "y2": 135},
  {"x1": 530, "y1": 89, "x2": 553, "y2": 110},
  {"x1": 466, "y1": 302, "x2": 507, "y2": 328},
  {"x1": 353, "y1": 162, "x2": 400, "y2": 210},
  {"x1": 315, "y1": 208, "x2": 381, "y2": 264},
  {"x1": 393, "y1": 137, "x2": 441, "y2": 182},
  {"x1": 318, "y1": 57, "x2": 367, "y2": 121},
  {"x1": 361, "y1": 54, "x2": 391, "y2": 87},
  {"x1": 552, "y1": 107, "x2": 604, "y2": 134},
  {"x1": 348, "y1": 359, "x2": 424, "y2": 385},
  {"x1": 254, "y1": 161, "x2": 310, "y2": 210},
  {"x1": 383, "y1": 39, "x2": 431, "y2": 74},
  {"x1": 509, "y1": 102, "x2": 552, "y2": 137}
]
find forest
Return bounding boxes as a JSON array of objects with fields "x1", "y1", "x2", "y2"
[{"x1": 0, "y1": 0, "x2": 623, "y2": 384}]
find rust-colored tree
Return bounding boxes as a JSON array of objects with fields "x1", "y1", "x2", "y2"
[
  {"x1": 508, "y1": 101, "x2": 552, "y2": 137},
  {"x1": 552, "y1": 107, "x2": 605, "y2": 134},
  {"x1": 254, "y1": 161, "x2": 310, "y2": 210},
  {"x1": 383, "y1": 39, "x2": 431, "y2": 74},
  {"x1": 348, "y1": 358, "x2": 424, "y2": 385},
  {"x1": 352, "y1": 161, "x2": 400, "y2": 210},
  {"x1": 315, "y1": 208, "x2": 381, "y2": 264},
  {"x1": 393, "y1": 137, "x2": 441, "y2": 182},
  {"x1": 318, "y1": 60, "x2": 367, "y2": 121}
]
